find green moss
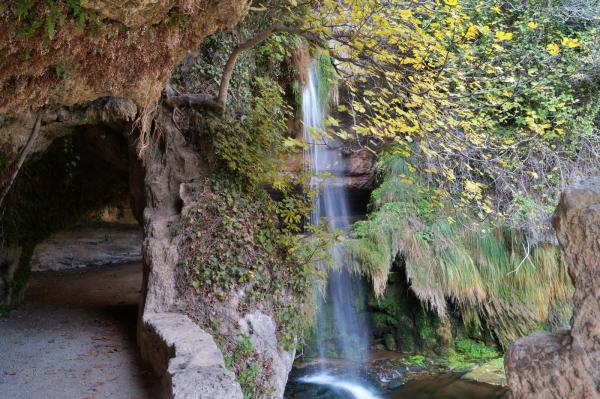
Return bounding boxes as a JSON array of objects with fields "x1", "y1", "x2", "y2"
[
  {"x1": 315, "y1": 53, "x2": 336, "y2": 109},
  {"x1": 455, "y1": 338, "x2": 500, "y2": 360},
  {"x1": 405, "y1": 354, "x2": 426, "y2": 366},
  {"x1": 383, "y1": 333, "x2": 396, "y2": 351},
  {"x1": 445, "y1": 338, "x2": 500, "y2": 371},
  {"x1": 13, "y1": 0, "x2": 100, "y2": 40},
  {"x1": 375, "y1": 312, "x2": 397, "y2": 327},
  {"x1": 398, "y1": 327, "x2": 416, "y2": 353},
  {"x1": 462, "y1": 356, "x2": 507, "y2": 386}
]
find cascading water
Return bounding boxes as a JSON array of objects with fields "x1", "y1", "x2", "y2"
[
  {"x1": 301, "y1": 61, "x2": 377, "y2": 399},
  {"x1": 288, "y1": 59, "x2": 508, "y2": 399}
]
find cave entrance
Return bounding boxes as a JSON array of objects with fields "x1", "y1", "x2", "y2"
[{"x1": 0, "y1": 124, "x2": 159, "y2": 398}]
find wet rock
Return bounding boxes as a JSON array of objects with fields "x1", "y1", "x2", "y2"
[
  {"x1": 462, "y1": 358, "x2": 506, "y2": 387},
  {"x1": 346, "y1": 149, "x2": 375, "y2": 176},
  {"x1": 388, "y1": 376, "x2": 408, "y2": 390},
  {"x1": 384, "y1": 334, "x2": 397, "y2": 352},
  {"x1": 343, "y1": 150, "x2": 375, "y2": 190},
  {"x1": 505, "y1": 178, "x2": 600, "y2": 398}
]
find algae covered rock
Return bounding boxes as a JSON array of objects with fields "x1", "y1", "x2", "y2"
[{"x1": 462, "y1": 358, "x2": 506, "y2": 387}]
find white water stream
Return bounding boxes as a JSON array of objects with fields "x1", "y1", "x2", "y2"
[
  {"x1": 301, "y1": 61, "x2": 375, "y2": 399},
  {"x1": 299, "y1": 373, "x2": 381, "y2": 399}
]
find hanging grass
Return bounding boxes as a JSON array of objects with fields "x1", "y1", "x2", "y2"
[{"x1": 344, "y1": 154, "x2": 574, "y2": 348}]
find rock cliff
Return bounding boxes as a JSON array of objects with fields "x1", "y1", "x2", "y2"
[
  {"x1": 0, "y1": 0, "x2": 248, "y2": 112},
  {"x1": 0, "y1": 2, "x2": 301, "y2": 398},
  {"x1": 505, "y1": 178, "x2": 600, "y2": 398}
]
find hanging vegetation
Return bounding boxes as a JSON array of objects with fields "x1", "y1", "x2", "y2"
[{"x1": 344, "y1": 152, "x2": 573, "y2": 348}]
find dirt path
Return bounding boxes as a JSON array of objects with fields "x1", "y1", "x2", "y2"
[{"x1": 0, "y1": 263, "x2": 160, "y2": 399}]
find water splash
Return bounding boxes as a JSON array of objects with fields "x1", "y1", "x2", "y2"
[
  {"x1": 299, "y1": 373, "x2": 381, "y2": 399},
  {"x1": 302, "y1": 61, "x2": 370, "y2": 361}
]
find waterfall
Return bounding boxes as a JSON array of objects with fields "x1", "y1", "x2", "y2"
[
  {"x1": 301, "y1": 61, "x2": 377, "y2": 399},
  {"x1": 303, "y1": 61, "x2": 370, "y2": 360}
]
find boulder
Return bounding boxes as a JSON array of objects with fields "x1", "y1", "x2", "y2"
[{"x1": 505, "y1": 178, "x2": 600, "y2": 398}]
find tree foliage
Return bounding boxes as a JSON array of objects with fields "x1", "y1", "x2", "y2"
[{"x1": 299, "y1": 0, "x2": 600, "y2": 230}]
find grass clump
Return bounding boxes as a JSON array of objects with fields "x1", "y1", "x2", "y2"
[{"x1": 446, "y1": 339, "x2": 500, "y2": 371}]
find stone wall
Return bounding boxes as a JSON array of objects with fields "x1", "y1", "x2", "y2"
[{"x1": 505, "y1": 178, "x2": 600, "y2": 398}]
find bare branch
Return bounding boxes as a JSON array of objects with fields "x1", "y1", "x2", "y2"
[
  {"x1": 164, "y1": 24, "x2": 323, "y2": 112},
  {"x1": 164, "y1": 93, "x2": 223, "y2": 111},
  {"x1": 217, "y1": 23, "x2": 321, "y2": 108},
  {"x1": 0, "y1": 113, "x2": 43, "y2": 209}
]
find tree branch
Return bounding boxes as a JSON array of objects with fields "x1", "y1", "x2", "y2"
[
  {"x1": 164, "y1": 93, "x2": 223, "y2": 111},
  {"x1": 0, "y1": 113, "x2": 43, "y2": 210},
  {"x1": 165, "y1": 24, "x2": 323, "y2": 112},
  {"x1": 217, "y1": 23, "x2": 321, "y2": 108}
]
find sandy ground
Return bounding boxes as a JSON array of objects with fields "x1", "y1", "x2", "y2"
[{"x1": 0, "y1": 263, "x2": 160, "y2": 399}]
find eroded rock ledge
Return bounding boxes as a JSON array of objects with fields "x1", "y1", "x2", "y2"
[
  {"x1": 140, "y1": 312, "x2": 243, "y2": 399},
  {"x1": 0, "y1": 0, "x2": 248, "y2": 112},
  {"x1": 505, "y1": 178, "x2": 600, "y2": 398}
]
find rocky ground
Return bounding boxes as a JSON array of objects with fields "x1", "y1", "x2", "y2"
[{"x1": 0, "y1": 262, "x2": 159, "y2": 399}]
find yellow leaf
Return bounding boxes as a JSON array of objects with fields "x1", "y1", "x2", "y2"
[
  {"x1": 399, "y1": 9, "x2": 412, "y2": 20},
  {"x1": 561, "y1": 37, "x2": 580, "y2": 48},
  {"x1": 527, "y1": 21, "x2": 538, "y2": 29},
  {"x1": 547, "y1": 43, "x2": 560, "y2": 56},
  {"x1": 465, "y1": 25, "x2": 478, "y2": 40},
  {"x1": 479, "y1": 25, "x2": 491, "y2": 34},
  {"x1": 495, "y1": 31, "x2": 513, "y2": 41}
]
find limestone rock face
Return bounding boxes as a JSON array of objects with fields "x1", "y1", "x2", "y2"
[
  {"x1": 240, "y1": 312, "x2": 295, "y2": 399},
  {"x1": 344, "y1": 149, "x2": 375, "y2": 190},
  {"x1": 30, "y1": 225, "x2": 142, "y2": 272},
  {"x1": 505, "y1": 178, "x2": 600, "y2": 399},
  {"x1": 0, "y1": 97, "x2": 138, "y2": 163},
  {"x1": 140, "y1": 312, "x2": 243, "y2": 399},
  {"x1": 0, "y1": 0, "x2": 248, "y2": 112},
  {"x1": 137, "y1": 110, "x2": 295, "y2": 398}
]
